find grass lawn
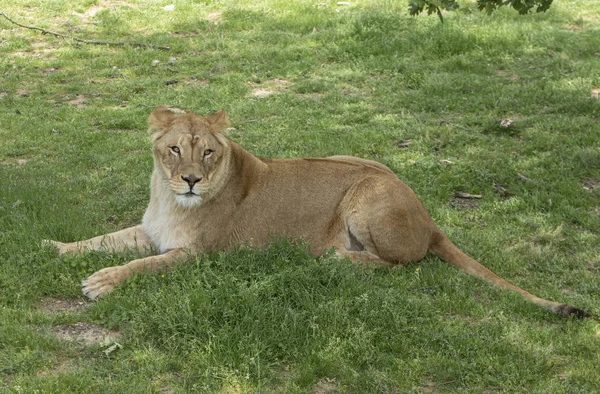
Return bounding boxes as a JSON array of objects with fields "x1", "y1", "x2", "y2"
[{"x1": 1, "y1": 0, "x2": 599, "y2": 392}]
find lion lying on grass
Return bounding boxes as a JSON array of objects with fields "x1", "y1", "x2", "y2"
[{"x1": 46, "y1": 107, "x2": 589, "y2": 318}]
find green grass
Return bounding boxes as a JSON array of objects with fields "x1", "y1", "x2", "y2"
[{"x1": 1, "y1": 0, "x2": 600, "y2": 392}]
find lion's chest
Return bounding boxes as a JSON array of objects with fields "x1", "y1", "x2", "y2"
[{"x1": 141, "y1": 207, "x2": 198, "y2": 253}]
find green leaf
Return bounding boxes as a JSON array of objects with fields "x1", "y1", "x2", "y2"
[{"x1": 412, "y1": 0, "x2": 554, "y2": 19}]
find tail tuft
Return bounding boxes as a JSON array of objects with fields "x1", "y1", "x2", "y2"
[{"x1": 555, "y1": 304, "x2": 590, "y2": 319}]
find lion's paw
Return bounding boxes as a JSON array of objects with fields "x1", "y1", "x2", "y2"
[{"x1": 82, "y1": 266, "x2": 128, "y2": 300}]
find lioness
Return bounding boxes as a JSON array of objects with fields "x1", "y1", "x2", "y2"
[{"x1": 47, "y1": 107, "x2": 589, "y2": 318}]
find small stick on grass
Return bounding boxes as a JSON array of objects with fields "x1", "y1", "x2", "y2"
[
  {"x1": 0, "y1": 12, "x2": 170, "y2": 50},
  {"x1": 397, "y1": 139, "x2": 414, "y2": 149},
  {"x1": 440, "y1": 120, "x2": 473, "y2": 133},
  {"x1": 517, "y1": 173, "x2": 533, "y2": 183},
  {"x1": 454, "y1": 192, "x2": 482, "y2": 199}
]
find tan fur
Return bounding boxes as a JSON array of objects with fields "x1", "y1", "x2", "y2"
[{"x1": 45, "y1": 107, "x2": 589, "y2": 318}]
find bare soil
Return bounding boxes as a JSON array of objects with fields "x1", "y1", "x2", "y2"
[{"x1": 50, "y1": 322, "x2": 120, "y2": 345}]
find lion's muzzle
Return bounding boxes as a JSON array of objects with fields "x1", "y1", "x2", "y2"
[{"x1": 181, "y1": 174, "x2": 202, "y2": 189}]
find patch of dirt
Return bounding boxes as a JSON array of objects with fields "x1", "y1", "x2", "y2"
[
  {"x1": 592, "y1": 89, "x2": 600, "y2": 99},
  {"x1": 72, "y1": 3, "x2": 137, "y2": 23},
  {"x1": 313, "y1": 379, "x2": 338, "y2": 394},
  {"x1": 38, "y1": 298, "x2": 88, "y2": 314},
  {"x1": 12, "y1": 42, "x2": 57, "y2": 60},
  {"x1": 1, "y1": 158, "x2": 30, "y2": 166},
  {"x1": 582, "y1": 179, "x2": 600, "y2": 191},
  {"x1": 449, "y1": 195, "x2": 480, "y2": 210},
  {"x1": 11, "y1": 41, "x2": 56, "y2": 59},
  {"x1": 278, "y1": 366, "x2": 292, "y2": 381},
  {"x1": 250, "y1": 79, "x2": 290, "y2": 98},
  {"x1": 182, "y1": 77, "x2": 209, "y2": 87},
  {"x1": 148, "y1": 373, "x2": 179, "y2": 393},
  {"x1": 39, "y1": 67, "x2": 59, "y2": 76},
  {"x1": 496, "y1": 70, "x2": 519, "y2": 81},
  {"x1": 50, "y1": 322, "x2": 120, "y2": 345},
  {"x1": 556, "y1": 372, "x2": 570, "y2": 381},
  {"x1": 419, "y1": 380, "x2": 439, "y2": 393},
  {"x1": 581, "y1": 15, "x2": 600, "y2": 22},
  {"x1": 205, "y1": 11, "x2": 223, "y2": 24},
  {"x1": 37, "y1": 359, "x2": 75, "y2": 378},
  {"x1": 251, "y1": 88, "x2": 275, "y2": 98},
  {"x1": 72, "y1": 5, "x2": 103, "y2": 22},
  {"x1": 67, "y1": 94, "x2": 87, "y2": 108}
]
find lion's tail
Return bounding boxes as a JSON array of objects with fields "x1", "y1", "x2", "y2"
[{"x1": 428, "y1": 231, "x2": 589, "y2": 318}]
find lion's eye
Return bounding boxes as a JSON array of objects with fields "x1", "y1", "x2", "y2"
[
  {"x1": 170, "y1": 146, "x2": 180, "y2": 154},
  {"x1": 203, "y1": 149, "x2": 214, "y2": 157}
]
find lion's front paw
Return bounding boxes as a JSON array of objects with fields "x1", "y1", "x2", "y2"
[
  {"x1": 42, "y1": 239, "x2": 78, "y2": 255},
  {"x1": 82, "y1": 266, "x2": 129, "y2": 300}
]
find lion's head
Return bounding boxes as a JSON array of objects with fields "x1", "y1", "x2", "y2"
[{"x1": 148, "y1": 106, "x2": 231, "y2": 208}]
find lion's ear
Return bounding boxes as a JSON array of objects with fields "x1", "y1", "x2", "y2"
[
  {"x1": 205, "y1": 109, "x2": 229, "y2": 134},
  {"x1": 148, "y1": 106, "x2": 175, "y2": 139}
]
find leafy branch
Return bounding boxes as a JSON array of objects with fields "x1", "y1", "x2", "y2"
[
  {"x1": 0, "y1": 12, "x2": 170, "y2": 50},
  {"x1": 409, "y1": 0, "x2": 554, "y2": 22}
]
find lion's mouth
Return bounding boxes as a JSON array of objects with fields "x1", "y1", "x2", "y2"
[
  {"x1": 178, "y1": 191, "x2": 199, "y2": 197},
  {"x1": 174, "y1": 189, "x2": 203, "y2": 208}
]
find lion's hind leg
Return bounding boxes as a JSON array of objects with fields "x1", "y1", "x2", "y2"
[{"x1": 335, "y1": 175, "x2": 435, "y2": 267}]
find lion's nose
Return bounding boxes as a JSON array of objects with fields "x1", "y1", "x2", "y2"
[{"x1": 182, "y1": 174, "x2": 202, "y2": 187}]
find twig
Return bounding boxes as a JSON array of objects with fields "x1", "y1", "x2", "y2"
[
  {"x1": 454, "y1": 192, "x2": 482, "y2": 199},
  {"x1": 517, "y1": 173, "x2": 533, "y2": 183},
  {"x1": 397, "y1": 139, "x2": 414, "y2": 149},
  {"x1": 0, "y1": 12, "x2": 170, "y2": 50},
  {"x1": 440, "y1": 120, "x2": 474, "y2": 133}
]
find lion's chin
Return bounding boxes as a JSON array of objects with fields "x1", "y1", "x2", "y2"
[{"x1": 174, "y1": 193, "x2": 203, "y2": 208}]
